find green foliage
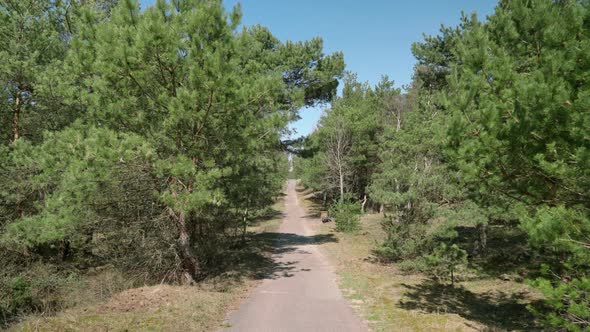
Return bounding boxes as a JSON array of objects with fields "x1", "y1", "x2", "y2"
[
  {"x1": 425, "y1": 243, "x2": 468, "y2": 286},
  {"x1": 364, "y1": 1, "x2": 590, "y2": 328},
  {"x1": 0, "y1": 264, "x2": 66, "y2": 326},
  {"x1": 295, "y1": 152, "x2": 331, "y2": 194},
  {"x1": 524, "y1": 205, "x2": 590, "y2": 330},
  {"x1": 369, "y1": 103, "x2": 468, "y2": 226},
  {"x1": 373, "y1": 221, "x2": 430, "y2": 264},
  {"x1": 0, "y1": 0, "x2": 343, "y2": 325},
  {"x1": 3, "y1": 0, "x2": 590, "y2": 330},
  {"x1": 368, "y1": 19, "x2": 483, "y2": 275},
  {"x1": 329, "y1": 196, "x2": 361, "y2": 233},
  {"x1": 2, "y1": 125, "x2": 155, "y2": 247},
  {"x1": 375, "y1": 217, "x2": 458, "y2": 264},
  {"x1": 295, "y1": 74, "x2": 399, "y2": 205},
  {"x1": 443, "y1": 1, "x2": 590, "y2": 328},
  {"x1": 0, "y1": 0, "x2": 106, "y2": 145},
  {"x1": 6, "y1": 277, "x2": 36, "y2": 316},
  {"x1": 530, "y1": 276, "x2": 590, "y2": 331}
]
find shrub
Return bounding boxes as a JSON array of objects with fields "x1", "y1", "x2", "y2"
[
  {"x1": 329, "y1": 198, "x2": 361, "y2": 233},
  {"x1": 0, "y1": 263, "x2": 71, "y2": 326},
  {"x1": 424, "y1": 243, "x2": 468, "y2": 286},
  {"x1": 375, "y1": 213, "x2": 459, "y2": 263},
  {"x1": 375, "y1": 221, "x2": 433, "y2": 261},
  {"x1": 5, "y1": 277, "x2": 36, "y2": 316}
]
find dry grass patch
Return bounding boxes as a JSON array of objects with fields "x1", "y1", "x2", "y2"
[{"x1": 12, "y1": 284, "x2": 245, "y2": 332}]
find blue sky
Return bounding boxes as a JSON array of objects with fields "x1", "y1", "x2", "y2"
[{"x1": 139, "y1": 0, "x2": 497, "y2": 137}]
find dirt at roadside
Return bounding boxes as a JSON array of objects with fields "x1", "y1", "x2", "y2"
[{"x1": 97, "y1": 285, "x2": 179, "y2": 313}]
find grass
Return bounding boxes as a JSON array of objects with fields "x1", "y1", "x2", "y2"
[
  {"x1": 297, "y1": 185, "x2": 542, "y2": 332},
  {"x1": 9, "y1": 198, "x2": 286, "y2": 332},
  {"x1": 11, "y1": 285, "x2": 242, "y2": 332}
]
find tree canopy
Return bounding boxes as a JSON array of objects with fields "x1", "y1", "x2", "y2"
[{"x1": 0, "y1": 0, "x2": 343, "y2": 323}]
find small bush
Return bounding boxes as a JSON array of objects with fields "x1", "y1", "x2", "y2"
[
  {"x1": 330, "y1": 198, "x2": 361, "y2": 232},
  {"x1": 6, "y1": 277, "x2": 37, "y2": 315},
  {"x1": 375, "y1": 222, "x2": 433, "y2": 261},
  {"x1": 0, "y1": 263, "x2": 70, "y2": 326},
  {"x1": 395, "y1": 258, "x2": 430, "y2": 272},
  {"x1": 0, "y1": 261, "x2": 137, "y2": 328},
  {"x1": 374, "y1": 209, "x2": 461, "y2": 262},
  {"x1": 424, "y1": 243, "x2": 468, "y2": 286}
]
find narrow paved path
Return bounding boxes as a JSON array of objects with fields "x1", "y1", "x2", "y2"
[{"x1": 222, "y1": 180, "x2": 367, "y2": 332}]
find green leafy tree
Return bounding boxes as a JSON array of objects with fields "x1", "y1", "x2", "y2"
[
  {"x1": 1, "y1": 0, "x2": 344, "y2": 286},
  {"x1": 0, "y1": 0, "x2": 116, "y2": 236},
  {"x1": 0, "y1": 0, "x2": 67, "y2": 144},
  {"x1": 369, "y1": 20, "x2": 486, "y2": 266},
  {"x1": 297, "y1": 75, "x2": 395, "y2": 209},
  {"x1": 445, "y1": 1, "x2": 590, "y2": 329},
  {"x1": 0, "y1": 0, "x2": 115, "y2": 146}
]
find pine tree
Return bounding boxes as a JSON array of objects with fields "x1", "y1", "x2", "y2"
[
  {"x1": 2, "y1": 0, "x2": 344, "y2": 284},
  {"x1": 0, "y1": 0, "x2": 67, "y2": 144},
  {"x1": 297, "y1": 74, "x2": 392, "y2": 207},
  {"x1": 446, "y1": 1, "x2": 590, "y2": 328}
]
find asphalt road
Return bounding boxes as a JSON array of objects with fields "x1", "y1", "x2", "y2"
[{"x1": 221, "y1": 180, "x2": 367, "y2": 332}]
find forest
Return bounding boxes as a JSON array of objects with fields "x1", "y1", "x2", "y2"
[
  {"x1": 296, "y1": 1, "x2": 590, "y2": 330},
  {"x1": 1, "y1": 0, "x2": 589, "y2": 331}
]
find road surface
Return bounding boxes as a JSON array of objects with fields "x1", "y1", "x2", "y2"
[{"x1": 221, "y1": 180, "x2": 367, "y2": 332}]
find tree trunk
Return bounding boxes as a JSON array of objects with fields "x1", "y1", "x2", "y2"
[
  {"x1": 361, "y1": 194, "x2": 367, "y2": 214},
  {"x1": 241, "y1": 208, "x2": 249, "y2": 244},
  {"x1": 339, "y1": 165, "x2": 344, "y2": 202},
  {"x1": 177, "y1": 210, "x2": 198, "y2": 285},
  {"x1": 167, "y1": 188, "x2": 198, "y2": 285},
  {"x1": 60, "y1": 239, "x2": 71, "y2": 261},
  {"x1": 12, "y1": 91, "x2": 21, "y2": 143},
  {"x1": 167, "y1": 178, "x2": 198, "y2": 284},
  {"x1": 477, "y1": 222, "x2": 487, "y2": 255}
]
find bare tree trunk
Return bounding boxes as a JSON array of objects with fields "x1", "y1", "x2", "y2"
[
  {"x1": 14, "y1": 91, "x2": 23, "y2": 216},
  {"x1": 339, "y1": 165, "x2": 344, "y2": 202},
  {"x1": 326, "y1": 115, "x2": 351, "y2": 205},
  {"x1": 12, "y1": 91, "x2": 21, "y2": 143},
  {"x1": 241, "y1": 207, "x2": 249, "y2": 243},
  {"x1": 396, "y1": 108, "x2": 402, "y2": 132},
  {"x1": 360, "y1": 194, "x2": 367, "y2": 214},
  {"x1": 60, "y1": 239, "x2": 71, "y2": 262}
]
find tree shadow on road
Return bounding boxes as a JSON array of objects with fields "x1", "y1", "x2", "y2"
[
  {"x1": 204, "y1": 231, "x2": 338, "y2": 284},
  {"x1": 255, "y1": 232, "x2": 338, "y2": 279},
  {"x1": 398, "y1": 282, "x2": 542, "y2": 331}
]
